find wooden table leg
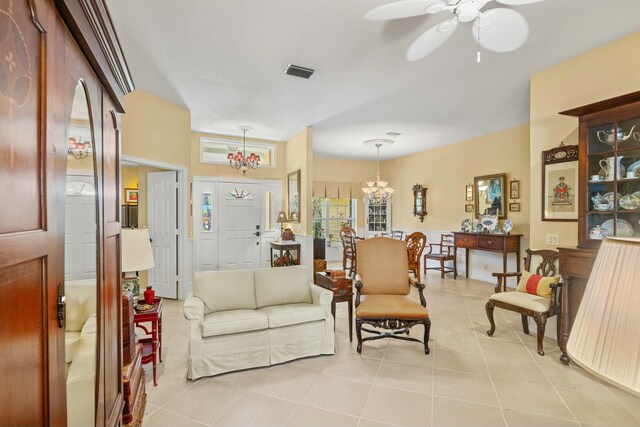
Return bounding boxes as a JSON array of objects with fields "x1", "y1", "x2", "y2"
[
  {"x1": 465, "y1": 248, "x2": 469, "y2": 278},
  {"x1": 559, "y1": 276, "x2": 571, "y2": 365},
  {"x1": 158, "y1": 312, "x2": 163, "y2": 363},
  {"x1": 348, "y1": 295, "x2": 353, "y2": 342},
  {"x1": 151, "y1": 319, "x2": 158, "y2": 386}
]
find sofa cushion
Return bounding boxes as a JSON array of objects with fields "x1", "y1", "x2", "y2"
[
  {"x1": 194, "y1": 270, "x2": 256, "y2": 313},
  {"x1": 254, "y1": 266, "x2": 312, "y2": 308},
  {"x1": 65, "y1": 279, "x2": 97, "y2": 332},
  {"x1": 258, "y1": 303, "x2": 326, "y2": 328},
  {"x1": 356, "y1": 295, "x2": 428, "y2": 320},
  {"x1": 201, "y1": 309, "x2": 268, "y2": 337},
  {"x1": 490, "y1": 291, "x2": 550, "y2": 313},
  {"x1": 65, "y1": 332, "x2": 81, "y2": 364}
]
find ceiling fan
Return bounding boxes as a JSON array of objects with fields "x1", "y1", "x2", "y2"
[{"x1": 365, "y1": 0, "x2": 546, "y2": 62}]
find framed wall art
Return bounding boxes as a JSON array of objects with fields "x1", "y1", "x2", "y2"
[
  {"x1": 509, "y1": 202, "x2": 520, "y2": 212},
  {"x1": 465, "y1": 184, "x2": 473, "y2": 201},
  {"x1": 542, "y1": 144, "x2": 579, "y2": 221},
  {"x1": 124, "y1": 188, "x2": 138, "y2": 204},
  {"x1": 474, "y1": 173, "x2": 506, "y2": 219},
  {"x1": 465, "y1": 204, "x2": 473, "y2": 213},
  {"x1": 509, "y1": 179, "x2": 520, "y2": 199}
]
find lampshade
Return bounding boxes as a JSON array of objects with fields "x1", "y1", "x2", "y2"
[
  {"x1": 121, "y1": 228, "x2": 155, "y2": 272},
  {"x1": 567, "y1": 237, "x2": 640, "y2": 396},
  {"x1": 276, "y1": 211, "x2": 288, "y2": 224}
]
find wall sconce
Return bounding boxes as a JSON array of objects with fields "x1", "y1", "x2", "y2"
[{"x1": 412, "y1": 184, "x2": 428, "y2": 222}]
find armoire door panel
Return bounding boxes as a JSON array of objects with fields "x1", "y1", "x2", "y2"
[
  {"x1": 0, "y1": 259, "x2": 46, "y2": 426},
  {"x1": 0, "y1": 0, "x2": 46, "y2": 234}
]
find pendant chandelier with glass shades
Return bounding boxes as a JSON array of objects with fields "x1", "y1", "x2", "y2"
[
  {"x1": 362, "y1": 139, "x2": 395, "y2": 205},
  {"x1": 228, "y1": 126, "x2": 260, "y2": 175}
]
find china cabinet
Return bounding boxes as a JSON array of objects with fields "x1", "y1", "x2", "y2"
[
  {"x1": 364, "y1": 199, "x2": 391, "y2": 237},
  {"x1": 557, "y1": 91, "x2": 640, "y2": 364}
]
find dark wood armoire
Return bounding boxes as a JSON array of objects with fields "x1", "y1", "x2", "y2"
[{"x1": 0, "y1": 0, "x2": 133, "y2": 426}]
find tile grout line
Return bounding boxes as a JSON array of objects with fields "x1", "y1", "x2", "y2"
[
  {"x1": 461, "y1": 289, "x2": 509, "y2": 427},
  {"x1": 357, "y1": 338, "x2": 389, "y2": 425},
  {"x1": 597, "y1": 379, "x2": 640, "y2": 424}
]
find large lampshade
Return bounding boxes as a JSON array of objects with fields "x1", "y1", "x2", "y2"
[
  {"x1": 121, "y1": 228, "x2": 155, "y2": 272},
  {"x1": 567, "y1": 237, "x2": 640, "y2": 396}
]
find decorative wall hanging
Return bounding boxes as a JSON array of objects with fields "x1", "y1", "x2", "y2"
[
  {"x1": 465, "y1": 204, "x2": 473, "y2": 213},
  {"x1": 465, "y1": 184, "x2": 473, "y2": 201},
  {"x1": 474, "y1": 173, "x2": 506, "y2": 219},
  {"x1": 509, "y1": 202, "x2": 520, "y2": 212},
  {"x1": 542, "y1": 143, "x2": 579, "y2": 221},
  {"x1": 412, "y1": 184, "x2": 428, "y2": 222},
  {"x1": 124, "y1": 188, "x2": 138, "y2": 204},
  {"x1": 509, "y1": 179, "x2": 520, "y2": 200}
]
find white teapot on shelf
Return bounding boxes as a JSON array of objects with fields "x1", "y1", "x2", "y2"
[
  {"x1": 599, "y1": 156, "x2": 625, "y2": 181},
  {"x1": 597, "y1": 125, "x2": 636, "y2": 145},
  {"x1": 589, "y1": 225, "x2": 608, "y2": 240}
]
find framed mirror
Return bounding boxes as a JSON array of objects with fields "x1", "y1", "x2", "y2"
[
  {"x1": 288, "y1": 169, "x2": 301, "y2": 223},
  {"x1": 474, "y1": 173, "x2": 506, "y2": 219},
  {"x1": 412, "y1": 184, "x2": 428, "y2": 222},
  {"x1": 65, "y1": 81, "x2": 98, "y2": 427}
]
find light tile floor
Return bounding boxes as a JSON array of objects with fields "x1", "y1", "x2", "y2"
[{"x1": 140, "y1": 273, "x2": 640, "y2": 427}]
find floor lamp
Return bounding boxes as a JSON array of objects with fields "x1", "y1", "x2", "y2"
[
  {"x1": 121, "y1": 228, "x2": 155, "y2": 304},
  {"x1": 567, "y1": 237, "x2": 640, "y2": 396}
]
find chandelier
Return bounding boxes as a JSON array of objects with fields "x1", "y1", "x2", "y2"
[
  {"x1": 362, "y1": 139, "x2": 395, "y2": 205},
  {"x1": 67, "y1": 137, "x2": 92, "y2": 159},
  {"x1": 227, "y1": 126, "x2": 260, "y2": 175}
]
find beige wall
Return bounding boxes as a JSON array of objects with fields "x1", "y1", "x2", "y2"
[
  {"x1": 121, "y1": 90, "x2": 191, "y2": 168},
  {"x1": 121, "y1": 166, "x2": 138, "y2": 200},
  {"x1": 313, "y1": 156, "x2": 378, "y2": 229},
  {"x1": 381, "y1": 125, "x2": 531, "y2": 235},
  {"x1": 190, "y1": 132, "x2": 286, "y2": 182},
  {"x1": 286, "y1": 127, "x2": 314, "y2": 235},
  {"x1": 530, "y1": 32, "x2": 640, "y2": 249}
]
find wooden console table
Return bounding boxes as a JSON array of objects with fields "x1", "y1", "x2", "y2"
[
  {"x1": 557, "y1": 246, "x2": 597, "y2": 364},
  {"x1": 452, "y1": 232, "x2": 522, "y2": 281},
  {"x1": 270, "y1": 241, "x2": 301, "y2": 267}
]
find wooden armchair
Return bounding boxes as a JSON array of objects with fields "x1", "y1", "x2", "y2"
[
  {"x1": 340, "y1": 226, "x2": 358, "y2": 278},
  {"x1": 485, "y1": 249, "x2": 561, "y2": 356},
  {"x1": 391, "y1": 230, "x2": 404, "y2": 240},
  {"x1": 405, "y1": 232, "x2": 427, "y2": 281},
  {"x1": 423, "y1": 234, "x2": 457, "y2": 279},
  {"x1": 355, "y1": 237, "x2": 430, "y2": 354}
]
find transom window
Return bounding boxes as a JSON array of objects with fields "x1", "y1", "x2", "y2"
[{"x1": 312, "y1": 197, "x2": 356, "y2": 246}]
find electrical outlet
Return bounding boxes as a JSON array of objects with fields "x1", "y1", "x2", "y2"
[{"x1": 546, "y1": 234, "x2": 559, "y2": 245}]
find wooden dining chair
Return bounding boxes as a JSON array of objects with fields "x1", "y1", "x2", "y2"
[
  {"x1": 405, "y1": 232, "x2": 427, "y2": 281},
  {"x1": 340, "y1": 226, "x2": 358, "y2": 277},
  {"x1": 391, "y1": 230, "x2": 404, "y2": 240},
  {"x1": 423, "y1": 234, "x2": 457, "y2": 279}
]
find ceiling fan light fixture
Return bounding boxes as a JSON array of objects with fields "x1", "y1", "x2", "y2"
[
  {"x1": 456, "y1": 1, "x2": 479, "y2": 22},
  {"x1": 425, "y1": 1, "x2": 446, "y2": 13}
]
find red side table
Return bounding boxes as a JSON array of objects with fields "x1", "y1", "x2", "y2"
[{"x1": 134, "y1": 297, "x2": 163, "y2": 386}]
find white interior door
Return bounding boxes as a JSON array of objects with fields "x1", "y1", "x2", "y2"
[
  {"x1": 148, "y1": 171, "x2": 178, "y2": 298},
  {"x1": 218, "y1": 182, "x2": 261, "y2": 270},
  {"x1": 65, "y1": 175, "x2": 97, "y2": 281}
]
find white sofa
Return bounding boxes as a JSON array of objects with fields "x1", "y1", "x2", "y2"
[
  {"x1": 65, "y1": 279, "x2": 97, "y2": 427},
  {"x1": 183, "y1": 265, "x2": 335, "y2": 379}
]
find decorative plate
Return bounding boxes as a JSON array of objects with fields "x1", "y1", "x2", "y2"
[
  {"x1": 601, "y1": 218, "x2": 635, "y2": 237},
  {"x1": 602, "y1": 192, "x2": 617, "y2": 206},
  {"x1": 461, "y1": 219, "x2": 472, "y2": 232},
  {"x1": 136, "y1": 303, "x2": 153, "y2": 312},
  {"x1": 620, "y1": 192, "x2": 640, "y2": 210},
  {"x1": 503, "y1": 219, "x2": 513, "y2": 233},
  {"x1": 479, "y1": 215, "x2": 497, "y2": 231},
  {"x1": 628, "y1": 160, "x2": 640, "y2": 175}
]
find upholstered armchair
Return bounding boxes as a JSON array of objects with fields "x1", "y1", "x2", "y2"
[
  {"x1": 354, "y1": 237, "x2": 431, "y2": 354},
  {"x1": 485, "y1": 249, "x2": 561, "y2": 356}
]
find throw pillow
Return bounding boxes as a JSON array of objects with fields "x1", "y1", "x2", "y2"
[{"x1": 516, "y1": 270, "x2": 560, "y2": 298}]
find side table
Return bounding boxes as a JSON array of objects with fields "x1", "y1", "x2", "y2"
[
  {"x1": 270, "y1": 241, "x2": 301, "y2": 266},
  {"x1": 134, "y1": 297, "x2": 163, "y2": 386},
  {"x1": 315, "y1": 272, "x2": 353, "y2": 342}
]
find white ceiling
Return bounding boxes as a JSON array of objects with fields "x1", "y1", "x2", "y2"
[{"x1": 107, "y1": 0, "x2": 640, "y2": 160}]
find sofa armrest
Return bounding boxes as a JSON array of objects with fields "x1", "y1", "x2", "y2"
[
  {"x1": 183, "y1": 293, "x2": 205, "y2": 321},
  {"x1": 310, "y1": 283, "x2": 333, "y2": 308}
]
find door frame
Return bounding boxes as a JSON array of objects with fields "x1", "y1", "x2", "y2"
[
  {"x1": 121, "y1": 155, "x2": 188, "y2": 299},
  {"x1": 192, "y1": 176, "x2": 283, "y2": 278}
]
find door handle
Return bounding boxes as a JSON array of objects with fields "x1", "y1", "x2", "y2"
[{"x1": 57, "y1": 283, "x2": 65, "y2": 328}]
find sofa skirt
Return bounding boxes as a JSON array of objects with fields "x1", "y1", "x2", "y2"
[{"x1": 269, "y1": 320, "x2": 335, "y2": 365}]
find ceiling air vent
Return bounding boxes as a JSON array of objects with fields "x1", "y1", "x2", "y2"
[{"x1": 284, "y1": 64, "x2": 314, "y2": 79}]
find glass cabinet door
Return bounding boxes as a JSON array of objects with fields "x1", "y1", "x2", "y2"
[{"x1": 586, "y1": 116, "x2": 640, "y2": 241}]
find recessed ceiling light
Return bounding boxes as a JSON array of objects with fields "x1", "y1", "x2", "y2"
[
  {"x1": 284, "y1": 64, "x2": 314, "y2": 79},
  {"x1": 387, "y1": 132, "x2": 402, "y2": 137}
]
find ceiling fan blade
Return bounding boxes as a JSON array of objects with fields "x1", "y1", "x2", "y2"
[
  {"x1": 365, "y1": 0, "x2": 446, "y2": 21},
  {"x1": 406, "y1": 17, "x2": 459, "y2": 61},
  {"x1": 496, "y1": 0, "x2": 546, "y2": 5},
  {"x1": 472, "y1": 8, "x2": 528, "y2": 53}
]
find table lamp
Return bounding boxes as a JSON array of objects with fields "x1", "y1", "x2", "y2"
[
  {"x1": 276, "y1": 210, "x2": 288, "y2": 239},
  {"x1": 567, "y1": 237, "x2": 640, "y2": 396},
  {"x1": 121, "y1": 228, "x2": 155, "y2": 304}
]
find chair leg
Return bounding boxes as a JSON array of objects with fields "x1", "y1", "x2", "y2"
[
  {"x1": 423, "y1": 256, "x2": 427, "y2": 276},
  {"x1": 533, "y1": 313, "x2": 547, "y2": 356},
  {"x1": 440, "y1": 260, "x2": 445, "y2": 279},
  {"x1": 453, "y1": 255, "x2": 457, "y2": 279},
  {"x1": 355, "y1": 318, "x2": 363, "y2": 354},
  {"x1": 521, "y1": 315, "x2": 529, "y2": 334},
  {"x1": 423, "y1": 318, "x2": 431, "y2": 355},
  {"x1": 342, "y1": 254, "x2": 346, "y2": 271},
  {"x1": 485, "y1": 301, "x2": 496, "y2": 336}
]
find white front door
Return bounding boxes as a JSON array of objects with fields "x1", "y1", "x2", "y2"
[
  {"x1": 147, "y1": 171, "x2": 178, "y2": 298},
  {"x1": 65, "y1": 175, "x2": 97, "y2": 281},
  {"x1": 218, "y1": 182, "x2": 261, "y2": 270}
]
